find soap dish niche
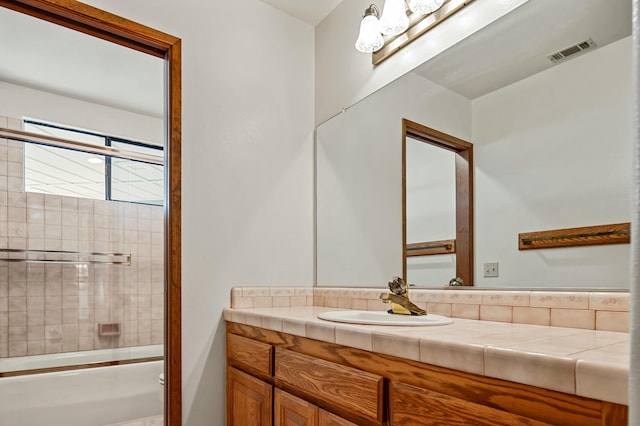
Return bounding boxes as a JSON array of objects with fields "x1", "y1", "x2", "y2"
[{"x1": 98, "y1": 323, "x2": 121, "y2": 337}]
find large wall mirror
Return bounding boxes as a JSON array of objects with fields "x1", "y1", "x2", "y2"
[
  {"x1": 0, "y1": 1, "x2": 181, "y2": 425},
  {"x1": 316, "y1": 0, "x2": 632, "y2": 290}
]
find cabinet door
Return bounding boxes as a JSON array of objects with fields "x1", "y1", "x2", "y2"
[
  {"x1": 275, "y1": 388, "x2": 318, "y2": 426},
  {"x1": 390, "y1": 381, "x2": 551, "y2": 426},
  {"x1": 227, "y1": 367, "x2": 272, "y2": 426},
  {"x1": 318, "y1": 409, "x2": 359, "y2": 426}
]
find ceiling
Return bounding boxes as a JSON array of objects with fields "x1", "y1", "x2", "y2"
[
  {"x1": 0, "y1": 1, "x2": 339, "y2": 120},
  {"x1": 258, "y1": 0, "x2": 343, "y2": 26},
  {"x1": 0, "y1": 6, "x2": 164, "y2": 118},
  {"x1": 413, "y1": 0, "x2": 632, "y2": 99},
  {"x1": 0, "y1": 0, "x2": 632, "y2": 121}
]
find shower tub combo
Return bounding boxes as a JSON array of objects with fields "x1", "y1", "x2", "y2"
[{"x1": 0, "y1": 345, "x2": 163, "y2": 426}]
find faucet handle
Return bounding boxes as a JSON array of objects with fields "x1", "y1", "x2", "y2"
[
  {"x1": 448, "y1": 277, "x2": 464, "y2": 286},
  {"x1": 388, "y1": 276, "x2": 408, "y2": 296}
]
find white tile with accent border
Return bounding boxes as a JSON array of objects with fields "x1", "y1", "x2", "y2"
[
  {"x1": 530, "y1": 291, "x2": 589, "y2": 309},
  {"x1": 575, "y1": 360, "x2": 628, "y2": 405},
  {"x1": 484, "y1": 347, "x2": 576, "y2": 394},
  {"x1": 335, "y1": 325, "x2": 373, "y2": 352}
]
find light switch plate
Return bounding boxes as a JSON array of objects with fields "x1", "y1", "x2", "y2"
[{"x1": 484, "y1": 262, "x2": 499, "y2": 278}]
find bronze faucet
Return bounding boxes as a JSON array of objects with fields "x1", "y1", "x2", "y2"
[{"x1": 379, "y1": 276, "x2": 427, "y2": 316}]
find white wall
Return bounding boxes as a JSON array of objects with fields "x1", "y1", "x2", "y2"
[
  {"x1": 0, "y1": 81, "x2": 163, "y2": 144},
  {"x1": 472, "y1": 36, "x2": 633, "y2": 287},
  {"x1": 75, "y1": 1, "x2": 315, "y2": 425},
  {"x1": 315, "y1": 0, "x2": 530, "y2": 125},
  {"x1": 316, "y1": 72, "x2": 470, "y2": 286},
  {"x1": 630, "y1": 0, "x2": 639, "y2": 422}
]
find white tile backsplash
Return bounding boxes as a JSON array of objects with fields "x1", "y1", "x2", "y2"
[{"x1": 228, "y1": 287, "x2": 629, "y2": 332}]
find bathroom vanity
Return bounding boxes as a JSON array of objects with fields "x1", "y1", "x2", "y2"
[
  {"x1": 226, "y1": 321, "x2": 627, "y2": 425},
  {"x1": 226, "y1": 306, "x2": 628, "y2": 425}
]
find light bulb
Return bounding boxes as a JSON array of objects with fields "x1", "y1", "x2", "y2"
[
  {"x1": 355, "y1": 5, "x2": 384, "y2": 53},
  {"x1": 408, "y1": 0, "x2": 445, "y2": 15},
  {"x1": 379, "y1": 0, "x2": 409, "y2": 36}
]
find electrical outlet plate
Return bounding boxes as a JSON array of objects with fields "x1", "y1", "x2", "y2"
[{"x1": 484, "y1": 262, "x2": 499, "y2": 278}]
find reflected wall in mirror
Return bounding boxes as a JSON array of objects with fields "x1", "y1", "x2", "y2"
[
  {"x1": 316, "y1": 67, "x2": 470, "y2": 287},
  {"x1": 403, "y1": 119, "x2": 473, "y2": 286},
  {"x1": 316, "y1": 0, "x2": 632, "y2": 289},
  {"x1": 0, "y1": 1, "x2": 181, "y2": 424}
]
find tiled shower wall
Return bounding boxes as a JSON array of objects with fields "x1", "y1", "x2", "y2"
[{"x1": 0, "y1": 115, "x2": 164, "y2": 358}]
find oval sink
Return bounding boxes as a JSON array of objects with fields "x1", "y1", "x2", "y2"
[{"x1": 318, "y1": 310, "x2": 453, "y2": 326}]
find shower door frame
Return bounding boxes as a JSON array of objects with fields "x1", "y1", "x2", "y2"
[{"x1": 0, "y1": 1, "x2": 182, "y2": 424}]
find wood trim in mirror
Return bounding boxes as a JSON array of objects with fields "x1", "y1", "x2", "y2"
[
  {"x1": 402, "y1": 119, "x2": 473, "y2": 286},
  {"x1": 406, "y1": 239, "x2": 456, "y2": 257},
  {"x1": 0, "y1": 1, "x2": 182, "y2": 424},
  {"x1": 519, "y1": 223, "x2": 631, "y2": 250}
]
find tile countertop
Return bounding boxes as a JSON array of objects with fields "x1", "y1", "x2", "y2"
[{"x1": 223, "y1": 306, "x2": 629, "y2": 405}]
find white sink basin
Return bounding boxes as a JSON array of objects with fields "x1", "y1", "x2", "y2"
[{"x1": 318, "y1": 310, "x2": 453, "y2": 326}]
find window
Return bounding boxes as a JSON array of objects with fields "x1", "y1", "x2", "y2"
[{"x1": 23, "y1": 120, "x2": 164, "y2": 206}]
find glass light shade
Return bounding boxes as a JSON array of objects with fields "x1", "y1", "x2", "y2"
[
  {"x1": 408, "y1": 0, "x2": 445, "y2": 15},
  {"x1": 379, "y1": 0, "x2": 409, "y2": 36},
  {"x1": 355, "y1": 15, "x2": 384, "y2": 53}
]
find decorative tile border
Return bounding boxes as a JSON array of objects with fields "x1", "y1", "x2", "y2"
[{"x1": 229, "y1": 287, "x2": 630, "y2": 332}]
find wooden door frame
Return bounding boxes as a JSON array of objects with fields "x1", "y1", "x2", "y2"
[
  {"x1": 0, "y1": 1, "x2": 182, "y2": 424},
  {"x1": 402, "y1": 118, "x2": 473, "y2": 286}
]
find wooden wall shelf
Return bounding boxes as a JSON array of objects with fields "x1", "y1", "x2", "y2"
[
  {"x1": 518, "y1": 223, "x2": 630, "y2": 250},
  {"x1": 406, "y1": 239, "x2": 456, "y2": 257}
]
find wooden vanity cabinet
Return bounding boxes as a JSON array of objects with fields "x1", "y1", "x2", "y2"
[
  {"x1": 227, "y1": 330, "x2": 363, "y2": 426},
  {"x1": 274, "y1": 389, "x2": 360, "y2": 426},
  {"x1": 227, "y1": 367, "x2": 272, "y2": 426},
  {"x1": 318, "y1": 409, "x2": 359, "y2": 426},
  {"x1": 389, "y1": 380, "x2": 551, "y2": 425},
  {"x1": 226, "y1": 322, "x2": 628, "y2": 426},
  {"x1": 274, "y1": 348, "x2": 384, "y2": 424},
  {"x1": 275, "y1": 389, "x2": 318, "y2": 425}
]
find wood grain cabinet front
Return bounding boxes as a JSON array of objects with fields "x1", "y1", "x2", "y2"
[
  {"x1": 389, "y1": 380, "x2": 551, "y2": 426},
  {"x1": 227, "y1": 332, "x2": 272, "y2": 379},
  {"x1": 274, "y1": 388, "x2": 364, "y2": 426},
  {"x1": 275, "y1": 388, "x2": 318, "y2": 426},
  {"x1": 318, "y1": 409, "x2": 359, "y2": 426},
  {"x1": 227, "y1": 366, "x2": 272, "y2": 426},
  {"x1": 275, "y1": 348, "x2": 384, "y2": 425}
]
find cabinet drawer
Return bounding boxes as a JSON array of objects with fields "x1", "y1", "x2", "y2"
[
  {"x1": 390, "y1": 381, "x2": 551, "y2": 426},
  {"x1": 275, "y1": 348, "x2": 384, "y2": 424},
  {"x1": 227, "y1": 333, "x2": 272, "y2": 377}
]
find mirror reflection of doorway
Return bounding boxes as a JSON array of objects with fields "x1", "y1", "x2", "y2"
[
  {"x1": 405, "y1": 136, "x2": 457, "y2": 285},
  {"x1": 402, "y1": 119, "x2": 474, "y2": 286}
]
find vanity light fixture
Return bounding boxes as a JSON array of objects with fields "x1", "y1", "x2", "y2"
[
  {"x1": 355, "y1": 0, "x2": 475, "y2": 65},
  {"x1": 354, "y1": 5, "x2": 384, "y2": 53},
  {"x1": 409, "y1": 0, "x2": 445, "y2": 14},
  {"x1": 379, "y1": 0, "x2": 410, "y2": 36}
]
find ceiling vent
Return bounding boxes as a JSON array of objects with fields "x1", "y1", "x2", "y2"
[{"x1": 547, "y1": 38, "x2": 597, "y2": 63}]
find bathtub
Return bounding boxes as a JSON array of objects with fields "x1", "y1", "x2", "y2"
[{"x1": 0, "y1": 345, "x2": 163, "y2": 426}]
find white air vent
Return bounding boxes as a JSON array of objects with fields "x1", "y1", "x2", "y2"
[{"x1": 547, "y1": 38, "x2": 597, "y2": 63}]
